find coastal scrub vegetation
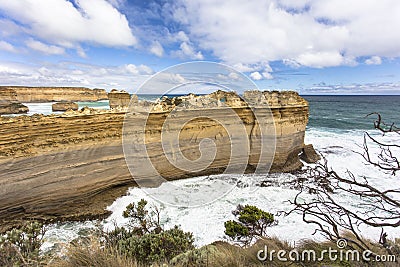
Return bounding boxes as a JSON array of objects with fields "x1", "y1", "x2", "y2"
[
  {"x1": 1, "y1": 203, "x2": 399, "y2": 266},
  {"x1": 54, "y1": 199, "x2": 194, "y2": 266},
  {"x1": 224, "y1": 204, "x2": 276, "y2": 247},
  {"x1": 0, "y1": 221, "x2": 46, "y2": 266}
]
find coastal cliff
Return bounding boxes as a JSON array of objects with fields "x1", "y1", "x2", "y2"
[
  {"x1": 0, "y1": 90, "x2": 315, "y2": 229},
  {"x1": 0, "y1": 86, "x2": 108, "y2": 103}
]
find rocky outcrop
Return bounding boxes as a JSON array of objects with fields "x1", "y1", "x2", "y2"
[
  {"x1": 300, "y1": 144, "x2": 321, "y2": 163},
  {"x1": 52, "y1": 102, "x2": 79, "y2": 112},
  {"x1": 108, "y1": 89, "x2": 135, "y2": 109},
  {"x1": 0, "y1": 102, "x2": 29, "y2": 115},
  {"x1": 0, "y1": 86, "x2": 108, "y2": 103},
  {"x1": 0, "y1": 88, "x2": 29, "y2": 115},
  {"x1": 0, "y1": 90, "x2": 316, "y2": 229}
]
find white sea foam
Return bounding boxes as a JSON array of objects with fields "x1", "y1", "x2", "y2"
[
  {"x1": 22, "y1": 100, "x2": 110, "y2": 116},
  {"x1": 42, "y1": 127, "x2": 400, "y2": 250},
  {"x1": 24, "y1": 103, "x2": 60, "y2": 115}
]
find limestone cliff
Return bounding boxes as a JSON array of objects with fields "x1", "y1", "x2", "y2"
[
  {"x1": 0, "y1": 90, "x2": 315, "y2": 229},
  {"x1": 0, "y1": 86, "x2": 108, "y2": 103}
]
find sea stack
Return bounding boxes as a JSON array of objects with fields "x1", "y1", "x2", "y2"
[
  {"x1": 108, "y1": 89, "x2": 136, "y2": 109},
  {"x1": 52, "y1": 102, "x2": 79, "y2": 112}
]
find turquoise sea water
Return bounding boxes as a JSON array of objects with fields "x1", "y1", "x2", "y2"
[{"x1": 22, "y1": 100, "x2": 110, "y2": 115}]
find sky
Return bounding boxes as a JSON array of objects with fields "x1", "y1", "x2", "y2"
[{"x1": 0, "y1": 0, "x2": 400, "y2": 94}]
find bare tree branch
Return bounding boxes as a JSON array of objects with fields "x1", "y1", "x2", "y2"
[{"x1": 287, "y1": 114, "x2": 400, "y2": 252}]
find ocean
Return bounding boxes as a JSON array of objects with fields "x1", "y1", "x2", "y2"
[
  {"x1": 42, "y1": 95, "x2": 400, "y2": 250},
  {"x1": 23, "y1": 100, "x2": 110, "y2": 115},
  {"x1": 305, "y1": 95, "x2": 400, "y2": 130}
]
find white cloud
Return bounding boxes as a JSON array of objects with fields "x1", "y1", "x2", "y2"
[
  {"x1": 122, "y1": 64, "x2": 154, "y2": 75},
  {"x1": 216, "y1": 72, "x2": 241, "y2": 81},
  {"x1": 75, "y1": 46, "x2": 87, "y2": 58},
  {"x1": 0, "y1": 61, "x2": 154, "y2": 92},
  {"x1": 0, "y1": 40, "x2": 17, "y2": 53},
  {"x1": 0, "y1": 64, "x2": 22, "y2": 75},
  {"x1": 178, "y1": 42, "x2": 204, "y2": 60},
  {"x1": 283, "y1": 59, "x2": 301, "y2": 68},
  {"x1": 0, "y1": 0, "x2": 136, "y2": 47},
  {"x1": 365, "y1": 56, "x2": 382, "y2": 65},
  {"x1": 171, "y1": 0, "x2": 400, "y2": 68},
  {"x1": 171, "y1": 41, "x2": 204, "y2": 60},
  {"x1": 228, "y1": 72, "x2": 240, "y2": 80},
  {"x1": 0, "y1": 19, "x2": 23, "y2": 37},
  {"x1": 262, "y1": 71, "x2": 273, "y2": 80},
  {"x1": 26, "y1": 39, "x2": 65, "y2": 55},
  {"x1": 235, "y1": 62, "x2": 274, "y2": 80},
  {"x1": 232, "y1": 62, "x2": 273, "y2": 74},
  {"x1": 295, "y1": 51, "x2": 344, "y2": 68},
  {"x1": 305, "y1": 81, "x2": 400, "y2": 95},
  {"x1": 173, "y1": 73, "x2": 186, "y2": 83},
  {"x1": 150, "y1": 41, "x2": 164, "y2": 57},
  {"x1": 232, "y1": 63, "x2": 256, "y2": 73},
  {"x1": 175, "y1": 31, "x2": 190, "y2": 42},
  {"x1": 250, "y1": 71, "x2": 262, "y2": 80}
]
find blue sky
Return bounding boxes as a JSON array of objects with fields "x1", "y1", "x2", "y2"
[{"x1": 0, "y1": 0, "x2": 400, "y2": 94}]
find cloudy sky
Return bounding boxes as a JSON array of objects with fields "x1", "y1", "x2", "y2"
[{"x1": 0, "y1": 0, "x2": 400, "y2": 94}]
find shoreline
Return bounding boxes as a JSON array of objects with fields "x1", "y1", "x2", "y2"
[{"x1": 0, "y1": 90, "x2": 315, "y2": 231}]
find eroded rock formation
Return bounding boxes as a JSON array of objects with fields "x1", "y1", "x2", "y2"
[
  {"x1": 0, "y1": 88, "x2": 29, "y2": 115},
  {"x1": 0, "y1": 90, "x2": 317, "y2": 229},
  {"x1": 52, "y1": 102, "x2": 79, "y2": 112},
  {"x1": 0, "y1": 86, "x2": 108, "y2": 103},
  {"x1": 108, "y1": 89, "x2": 135, "y2": 109}
]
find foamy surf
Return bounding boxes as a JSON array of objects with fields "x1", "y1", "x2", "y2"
[{"x1": 42, "y1": 126, "x2": 400, "y2": 251}]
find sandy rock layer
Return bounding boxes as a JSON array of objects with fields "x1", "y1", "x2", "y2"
[{"x1": 0, "y1": 90, "x2": 315, "y2": 230}]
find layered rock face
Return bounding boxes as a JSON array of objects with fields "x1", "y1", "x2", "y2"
[
  {"x1": 52, "y1": 102, "x2": 79, "y2": 111},
  {"x1": 0, "y1": 90, "x2": 315, "y2": 229},
  {"x1": 0, "y1": 86, "x2": 108, "y2": 103},
  {"x1": 0, "y1": 88, "x2": 29, "y2": 115},
  {"x1": 108, "y1": 89, "x2": 135, "y2": 109}
]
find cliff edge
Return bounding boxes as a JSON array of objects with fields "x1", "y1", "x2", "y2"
[
  {"x1": 0, "y1": 86, "x2": 108, "y2": 103},
  {"x1": 0, "y1": 90, "x2": 317, "y2": 230}
]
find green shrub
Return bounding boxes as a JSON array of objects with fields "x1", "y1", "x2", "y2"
[
  {"x1": 170, "y1": 245, "x2": 220, "y2": 266},
  {"x1": 224, "y1": 205, "x2": 276, "y2": 246},
  {"x1": 224, "y1": 220, "x2": 249, "y2": 242},
  {"x1": 117, "y1": 225, "x2": 194, "y2": 264},
  {"x1": 123, "y1": 199, "x2": 162, "y2": 235},
  {"x1": 103, "y1": 199, "x2": 195, "y2": 265},
  {"x1": 0, "y1": 221, "x2": 46, "y2": 266}
]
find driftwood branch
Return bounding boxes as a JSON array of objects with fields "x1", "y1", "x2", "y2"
[{"x1": 287, "y1": 114, "x2": 400, "y2": 251}]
